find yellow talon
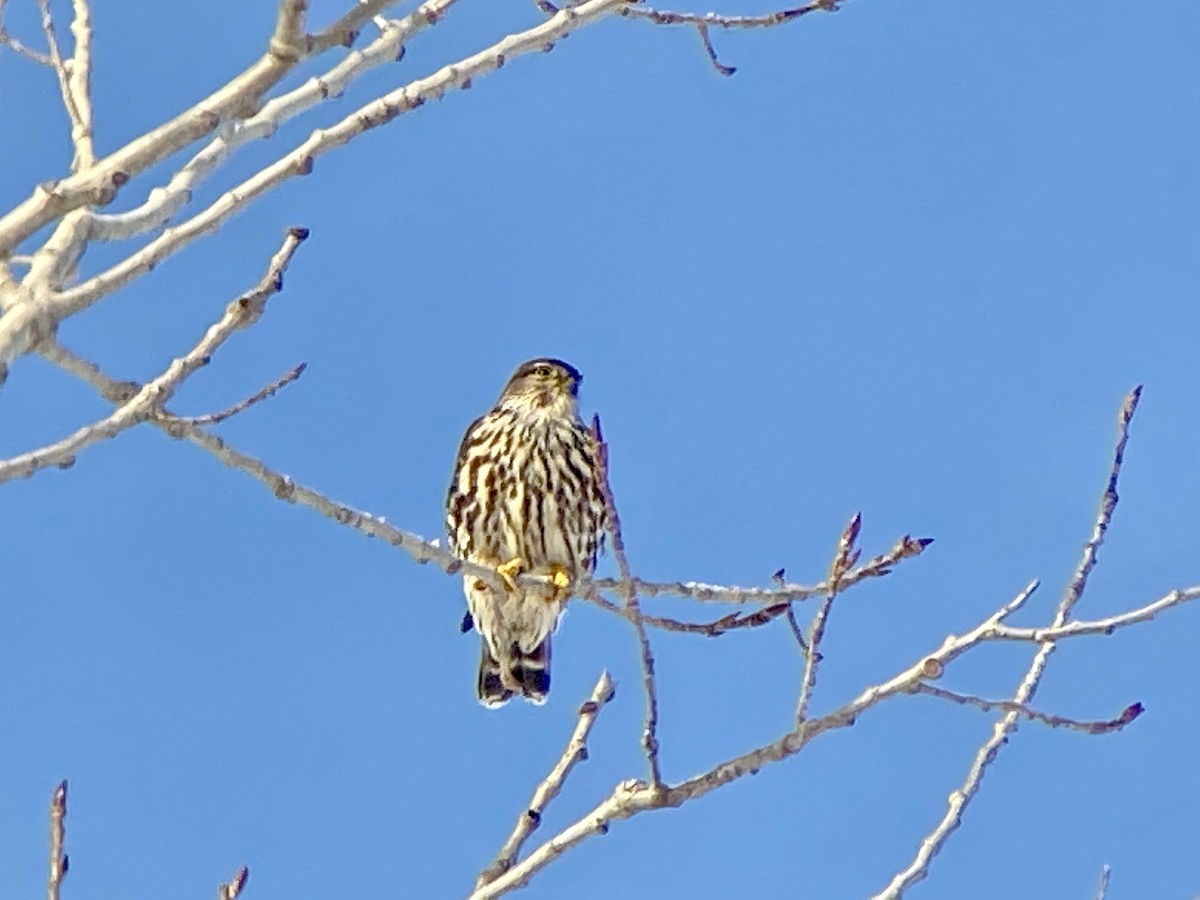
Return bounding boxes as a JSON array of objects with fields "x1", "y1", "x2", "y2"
[
  {"x1": 549, "y1": 565, "x2": 572, "y2": 602},
  {"x1": 496, "y1": 557, "x2": 525, "y2": 592}
]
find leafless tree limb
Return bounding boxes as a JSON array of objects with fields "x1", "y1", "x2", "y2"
[
  {"x1": 913, "y1": 684, "x2": 1143, "y2": 735},
  {"x1": 594, "y1": 414, "x2": 663, "y2": 788},
  {"x1": 48, "y1": 780, "x2": 67, "y2": 900},
  {"x1": 475, "y1": 672, "x2": 616, "y2": 890},
  {"x1": 0, "y1": 228, "x2": 307, "y2": 483},
  {"x1": 873, "y1": 386, "x2": 1144, "y2": 899},
  {"x1": 585, "y1": 591, "x2": 794, "y2": 637},
  {"x1": 177, "y1": 362, "x2": 307, "y2": 427},
  {"x1": 0, "y1": 0, "x2": 316, "y2": 258},
  {"x1": 217, "y1": 865, "x2": 249, "y2": 900},
  {"x1": 796, "y1": 511, "x2": 861, "y2": 722},
  {"x1": 1094, "y1": 864, "x2": 1111, "y2": 900},
  {"x1": 621, "y1": 0, "x2": 837, "y2": 30},
  {"x1": 0, "y1": 17, "x2": 53, "y2": 65},
  {"x1": 467, "y1": 564, "x2": 1196, "y2": 898},
  {"x1": 86, "y1": 0, "x2": 462, "y2": 245},
  {"x1": 66, "y1": 0, "x2": 96, "y2": 170},
  {"x1": 34, "y1": 0, "x2": 83, "y2": 151}
]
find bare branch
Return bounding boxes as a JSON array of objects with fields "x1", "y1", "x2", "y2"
[
  {"x1": 988, "y1": 587, "x2": 1200, "y2": 642},
  {"x1": 594, "y1": 414, "x2": 663, "y2": 788},
  {"x1": 783, "y1": 602, "x2": 811, "y2": 657},
  {"x1": 36, "y1": 0, "x2": 85, "y2": 154},
  {"x1": 87, "y1": 0, "x2": 463, "y2": 244},
  {"x1": 0, "y1": 228, "x2": 308, "y2": 483},
  {"x1": 52, "y1": 0, "x2": 631, "y2": 318},
  {"x1": 217, "y1": 865, "x2": 249, "y2": 900},
  {"x1": 176, "y1": 362, "x2": 307, "y2": 426},
  {"x1": 585, "y1": 591, "x2": 793, "y2": 637},
  {"x1": 48, "y1": 780, "x2": 67, "y2": 900},
  {"x1": 67, "y1": 0, "x2": 96, "y2": 170},
  {"x1": 874, "y1": 386, "x2": 1144, "y2": 899},
  {"x1": 696, "y1": 24, "x2": 735, "y2": 76},
  {"x1": 796, "y1": 512, "x2": 861, "y2": 722},
  {"x1": 1094, "y1": 865, "x2": 1111, "y2": 900},
  {"x1": 475, "y1": 672, "x2": 616, "y2": 890},
  {"x1": 0, "y1": 0, "x2": 322, "y2": 258},
  {"x1": 0, "y1": 25, "x2": 53, "y2": 65},
  {"x1": 913, "y1": 684, "x2": 1143, "y2": 735},
  {"x1": 621, "y1": 0, "x2": 835, "y2": 30},
  {"x1": 472, "y1": 562, "x2": 1197, "y2": 899},
  {"x1": 591, "y1": 533, "x2": 932, "y2": 605}
]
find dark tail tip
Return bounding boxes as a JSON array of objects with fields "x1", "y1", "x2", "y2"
[
  {"x1": 477, "y1": 638, "x2": 552, "y2": 707},
  {"x1": 477, "y1": 640, "x2": 513, "y2": 708}
]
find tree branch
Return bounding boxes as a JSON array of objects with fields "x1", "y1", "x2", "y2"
[
  {"x1": 796, "y1": 511, "x2": 861, "y2": 722},
  {"x1": 50, "y1": 0, "x2": 631, "y2": 319},
  {"x1": 66, "y1": 0, "x2": 96, "y2": 170},
  {"x1": 475, "y1": 672, "x2": 616, "y2": 890},
  {"x1": 874, "y1": 386, "x2": 1143, "y2": 899},
  {"x1": 176, "y1": 362, "x2": 307, "y2": 426},
  {"x1": 0, "y1": 0, "x2": 323, "y2": 259},
  {"x1": 86, "y1": 0, "x2": 463, "y2": 243},
  {"x1": 912, "y1": 684, "x2": 1142, "y2": 735},
  {"x1": 594, "y1": 414, "x2": 663, "y2": 788},
  {"x1": 0, "y1": 228, "x2": 307, "y2": 483},
  {"x1": 48, "y1": 780, "x2": 67, "y2": 900},
  {"x1": 217, "y1": 865, "x2": 249, "y2": 900}
]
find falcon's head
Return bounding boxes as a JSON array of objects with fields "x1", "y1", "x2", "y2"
[{"x1": 498, "y1": 358, "x2": 582, "y2": 416}]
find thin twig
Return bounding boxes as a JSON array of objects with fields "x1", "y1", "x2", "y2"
[
  {"x1": 795, "y1": 512, "x2": 861, "y2": 722},
  {"x1": 696, "y1": 24, "x2": 735, "y2": 75},
  {"x1": 35, "y1": 0, "x2": 85, "y2": 148},
  {"x1": 913, "y1": 684, "x2": 1143, "y2": 735},
  {"x1": 49, "y1": 0, "x2": 631, "y2": 317},
  {"x1": 469, "y1": 568, "x2": 1200, "y2": 899},
  {"x1": 48, "y1": 780, "x2": 68, "y2": 900},
  {"x1": 0, "y1": 27, "x2": 53, "y2": 64},
  {"x1": 177, "y1": 362, "x2": 307, "y2": 426},
  {"x1": 1094, "y1": 864, "x2": 1111, "y2": 900},
  {"x1": 621, "y1": 0, "x2": 838, "y2": 29},
  {"x1": 593, "y1": 414, "x2": 663, "y2": 789},
  {"x1": 987, "y1": 588, "x2": 1200, "y2": 642},
  {"x1": 87, "y1": 0, "x2": 462, "y2": 244},
  {"x1": 217, "y1": 865, "x2": 249, "y2": 900},
  {"x1": 591, "y1": 533, "x2": 932, "y2": 605},
  {"x1": 0, "y1": 0, "x2": 333, "y2": 259},
  {"x1": 784, "y1": 603, "x2": 811, "y2": 658},
  {"x1": 0, "y1": 228, "x2": 308, "y2": 482},
  {"x1": 584, "y1": 591, "x2": 792, "y2": 637},
  {"x1": 874, "y1": 387, "x2": 1144, "y2": 899},
  {"x1": 67, "y1": 0, "x2": 96, "y2": 170},
  {"x1": 475, "y1": 672, "x2": 616, "y2": 889}
]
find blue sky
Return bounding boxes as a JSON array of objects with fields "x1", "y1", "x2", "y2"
[{"x1": 1, "y1": 0, "x2": 1198, "y2": 897}]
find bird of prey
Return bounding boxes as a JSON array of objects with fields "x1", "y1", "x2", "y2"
[{"x1": 446, "y1": 358, "x2": 607, "y2": 707}]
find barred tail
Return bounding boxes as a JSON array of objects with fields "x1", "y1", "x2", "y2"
[{"x1": 477, "y1": 637, "x2": 551, "y2": 708}]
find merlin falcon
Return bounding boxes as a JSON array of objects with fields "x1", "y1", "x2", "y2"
[{"x1": 446, "y1": 358, "x2": 607, "y2": 707}]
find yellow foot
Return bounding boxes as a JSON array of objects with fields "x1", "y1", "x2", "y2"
[
  {"x1": 496, "y1": 557, "x2": 525, "y2": 592},
  {"x1": 549, "y1": 565, "x2": 572, "y2": 603}
]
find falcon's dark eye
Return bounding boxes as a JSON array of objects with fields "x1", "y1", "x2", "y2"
[{"x1": 534, "y1": 366, "x2": 554, "y2": 378}]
